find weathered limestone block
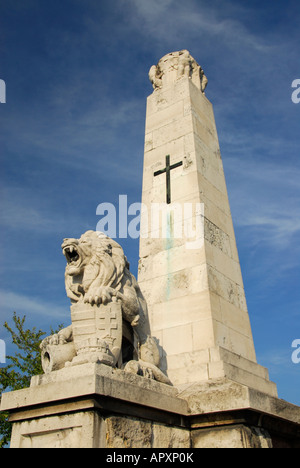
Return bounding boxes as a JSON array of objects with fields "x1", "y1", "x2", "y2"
[
  {"x1": 204, "y1": 217, "x2": 232, "y2": 256},
  {"x1": 9, "y1": 412, "x2": 104, "y2": 449},
  {"x1": 106, "y1": 416, "x2": 152, "y2": 448},
  {"x1": 105, "y1": 417, "x2": 191, "y2": 449},
  {"x1": 152, "y1": 423, "x2": 191, "y2": 449},
  {"x1": 192, "y1": 425, "x2": 272, "y2": 449}
]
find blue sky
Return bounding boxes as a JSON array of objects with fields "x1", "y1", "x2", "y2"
[{"x1": 0, "y1": 0, "x2": 299, "y2": 405}]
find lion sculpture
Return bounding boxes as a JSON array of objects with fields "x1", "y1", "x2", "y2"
[{"x1": 40, "y1": 230, "x2": 171, "y2": 385}]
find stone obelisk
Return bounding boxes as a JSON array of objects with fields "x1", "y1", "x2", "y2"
[{"x1": 138, "y1": 50, "x2": 277, "y2": 395}]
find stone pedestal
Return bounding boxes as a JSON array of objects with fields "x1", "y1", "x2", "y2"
[
  {"x1": 1, "y1": 363, "x2": 189, "y2": 448},
  {"x1": 1, "y1": 363, "x2": 300, "y2": 448},
  {"x1": 179, "y1": 378, "x2": 300, "y2": 448}
]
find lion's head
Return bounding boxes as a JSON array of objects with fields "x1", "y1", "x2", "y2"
[{"x1": 62, "y1": 230, "x2": 128, "y2": 303}]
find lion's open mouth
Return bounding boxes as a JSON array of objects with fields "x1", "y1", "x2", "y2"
[{"x1": 63, "y1": 246, "x2": 80, "y2": 264}]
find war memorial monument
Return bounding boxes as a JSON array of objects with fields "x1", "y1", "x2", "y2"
[{"x1": 1, "y1": 51, "x2": 300, "y2": 448}]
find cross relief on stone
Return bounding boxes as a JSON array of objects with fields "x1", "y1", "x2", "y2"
[
  {"x1": 97, "y1": 311, "x2": 118, "y2": 336},
  {"x1": 154, "y1": 155, "x2": 183, "y2": 204}
]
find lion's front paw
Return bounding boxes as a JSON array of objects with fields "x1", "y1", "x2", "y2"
[
  {"x1": 40, "y1": 334, "x2": 66, "y2": 349},
  {"x1": 84, "y1": 287, "x2": 120, "y2": 306}
]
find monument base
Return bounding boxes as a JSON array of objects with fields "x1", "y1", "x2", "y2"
[
  {"x1": 1, "y1": 363, "x2": 189, "y2": 449},
  {"x1": 168, "y1": 346, "x2": 278, "y2": 397},
  {"x1": 178, "y1": 378, "x2": 300, "y2": 448},
  {"x1": 1, "y1": 363, "x2": 300, "y2": 448}
]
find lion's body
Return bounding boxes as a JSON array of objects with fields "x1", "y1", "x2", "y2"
[
  {"x1": 62, "y1": 230, "x2": 150, "y2": 345},
  {"x1": 41, "y1": 231, "x2": 170, "y2": 384}
]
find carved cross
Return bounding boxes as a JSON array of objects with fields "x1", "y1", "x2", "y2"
[
  {"x1": 154, "y1": 155, "x2": 183, "y2": 204},
  {"x1": 97, "y1": 311, "x2": 118, "y2": 336}
]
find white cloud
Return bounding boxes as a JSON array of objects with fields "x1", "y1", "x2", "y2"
[
  {"x1": 257, "y1": 347, "x2": 296, "y2": 377},
  {"x1": 217, "y1": 123, "x2": 300, "y2": 242},
  {"x1": 130, "y1": 0, "x2": 174, "y2": 17},
  {"x1": 127, "y1": 0, "x2": 271, "y2": 53},
  {"x1": 2, "y1": 86, "x2": 143, "y2": 175},
  {"x1": 0, "y1": 289, "x2": 68, "y2": 321},
  {"x1": 221, "y1": 151, "x2": 300, "y2": 289},
  {"x1": 0, "y1": 185, "x2": 80, "y2": 234}
]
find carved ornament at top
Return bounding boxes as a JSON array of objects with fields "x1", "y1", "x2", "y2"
[{"x1": 149, "y1": 50, "x2": 208, "y2": 93}]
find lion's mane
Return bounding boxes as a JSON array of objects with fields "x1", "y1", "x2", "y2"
[{"x1": 64, "y1": 230, "x2": 128, "y2": 302}]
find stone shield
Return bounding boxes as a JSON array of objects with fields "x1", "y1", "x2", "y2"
[{"x1": 71, "y1": 299, "x2": 122, "y2": 366}]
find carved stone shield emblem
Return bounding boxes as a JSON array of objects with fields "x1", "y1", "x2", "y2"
[{"x1": 70, "y1": 299, "x2": 122, "y2": 366}]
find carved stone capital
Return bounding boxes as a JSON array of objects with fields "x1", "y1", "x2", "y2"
[{"x1": 149, "y1": 50, "x2": 208, "y2": 93}]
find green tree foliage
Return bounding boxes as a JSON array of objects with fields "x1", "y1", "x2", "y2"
[{"x1": 0, "y1": 312, "x2": 63, "y2": 448}]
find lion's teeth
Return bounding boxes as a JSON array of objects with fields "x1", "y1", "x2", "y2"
[{"x1": 70, "y1": 246, "x2": 74, "y2": 253}]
